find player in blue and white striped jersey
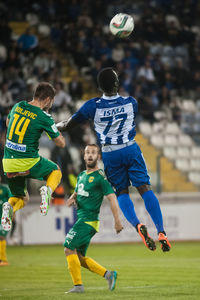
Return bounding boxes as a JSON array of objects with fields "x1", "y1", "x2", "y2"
[{"x1": 57, "y1": 68, "x2": 171, "y2": 252}]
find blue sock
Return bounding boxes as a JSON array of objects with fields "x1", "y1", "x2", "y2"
[
  {"x1": 142, "y1": 190, "x2": 164, "y2": 233},
  {"x1": 117, "y1": 194, "x2": 140, "y2": 228}
]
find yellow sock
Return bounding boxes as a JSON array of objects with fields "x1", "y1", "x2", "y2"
[
  {"x1": 0, "y1": 240, "x2": 2, "y2": 260},
  {"x1": 1, "y1": 240, "x2": 7, "y2": 262},
  {"x1": 66, "y1": 254, "x2": 82, "y2": 285},
  {"x1": 9, "y1": 197, "x2": 24, "y2": 212},
  {"x1": 46, "y1": 169, "x2": 62, "y2": 192},
  {"x1": 13, "y1": 199, "x2": 24, "y2": 213},
  {"x1": 9, "y1": 197, "x2": 20, "y2": 207},
  {"x1": 79, "y1": 256, "x2": 106, "y2": 277}
]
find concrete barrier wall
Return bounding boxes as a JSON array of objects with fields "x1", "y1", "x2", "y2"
[{"x1": 16, "y1": 193, "x2": 200, "y2": 245}]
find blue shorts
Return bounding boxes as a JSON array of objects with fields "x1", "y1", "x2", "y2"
[{"x1": 102, "y1": 142, "x2": 150, "y2": 193}]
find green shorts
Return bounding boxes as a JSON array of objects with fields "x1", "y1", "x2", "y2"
[
  {"x1": 0, "y1": 224, "x2": 9, "y2": 238},
  {"x1": 6, "y1": 157, "x2": 58, "y2": 197},
  {"x1": 64, "y1": 219, "x2": 97, "y2": 256}
]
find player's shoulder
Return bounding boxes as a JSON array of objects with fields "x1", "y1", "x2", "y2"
[
  {"x1": 42, "y1": 110, "x2": 53, "y2": 118},
  {"x1": 94, "y1": 97, "x2": 102, "y2": 104},
  {"x1": 18, "y1": 100, "x2": 36, "y2": 109},
  {"x1": 85, "y1": 97, "x2": 101, "y2": 106},
  {"x1": 78, "y1": 170, "x2": 86, "y2": 178},
  {"x1": 120, "y1": 95, "x2": 137, "y2": 104},
  {"x1": 16, "y1": 100, "x2": 25, "y2": 106},
  {"x1": 91, "y1": 97, "x2": 101, "y2": 103},
  {"x1": 40, "y1": 110, "x2": 55, "y2": 123},
  {"x1": 41, "y1": 108, "x2": 50, "y2": 116},
  {"x1": 130, "y1": 96, "x2": 138, "y2": 104},
  {"x1": 11, "y1": 101, "x2": 23, "y2": 111},
  {"x1": 97, "y1": 169, "x2": 107, "y2": 180},
  {"x1": 78, "y1": 97, "x2": 101, "y2": 118}
]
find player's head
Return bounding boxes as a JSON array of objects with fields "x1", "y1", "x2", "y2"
[
  {"x1": 97, "y1": 68, "x2": 119, "y2": 95},
  {"x1": 84, "y1": 144, "x2": 100, "y2": 169},
  {"x1": 33, "y1": 82, "x2": 56, "y2": 110}
]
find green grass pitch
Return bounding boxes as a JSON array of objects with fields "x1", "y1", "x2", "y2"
[{"x1": 0, "y1": 242, "x2": 200, "y2": 299}]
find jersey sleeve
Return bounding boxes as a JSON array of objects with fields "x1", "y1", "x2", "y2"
[
  {"x1": 72, "y1": 99, "x2": 96, "y2": 123},
  {"x1": 99, "y1": 171, "x2": 114, "y2": 195},
  {"x1": 7, "y1": 103, "x2": 18, "y2": 119},
  {"x1": 130, "y1": 97, "x2": 138, "y2": 117},
  {"x1": 42, "y1": 112, "x2": 60, "y2": 139}
]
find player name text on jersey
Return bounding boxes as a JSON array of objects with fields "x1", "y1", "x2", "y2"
[
  {"x1": 103, "y1": 106, "x2": 124, "y2": 116},
  {"x1": 15, "y1": 107, "x2": 37, "y2": 119}
]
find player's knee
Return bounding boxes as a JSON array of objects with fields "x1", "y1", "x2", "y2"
[
  {"x1": 77, "y1": 252, "x2": 84, "y2": 261},
  {"x1": 117, "y1": 188, "x2": 129, "y2": 196},
  {"x1": 64, "y1": 247, "x2": 75, "y2": 256},
  {"x1": 77, "y1": 253, "x2": 87, "y2": 267},
  {"x1": 137, "y1": 184, "x2": 151, "y2": 196},
  {"x1": 51, "y1": 168, "x2": 62, "y2": 179},
  {"x1": 64, "y1": 247, "x2": 70, "y2": 256},
  {"x1": 55, "y1": 168, "x2": 62, "y2": 182}
]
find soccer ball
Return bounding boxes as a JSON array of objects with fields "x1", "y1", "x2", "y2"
[{"x1": 109, "y1": 13, "x2": 134, "y2": 38}]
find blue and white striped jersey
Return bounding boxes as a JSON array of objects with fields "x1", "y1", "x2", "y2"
[{"x1": 72, "y1": 94, "x2": 138, "y2": 145}]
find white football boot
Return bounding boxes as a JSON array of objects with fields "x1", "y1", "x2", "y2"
[
  {"x1": 1, "y1": 202, "x2": 13, "y2": 231},
  {"x1": 39, "y1": 186, "x2": 51, "y2": 216},
  {"x1": 105, "y1": 271, "x2": 117, "y2": 291},
  {"x1": 65, "y1": 285, "x2": 84, "y2": 294}
]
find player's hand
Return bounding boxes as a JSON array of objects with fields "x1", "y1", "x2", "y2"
[
  {"x1": 115, "y1": 220, "x2": 123, "y2": 234},
  {"x1": 66, "y1": 197, "x2": 77, "y2": 207}
]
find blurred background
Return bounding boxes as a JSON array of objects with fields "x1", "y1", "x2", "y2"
[{"x1": 0, "y1": 0, "x2": 200, "y2": 245}]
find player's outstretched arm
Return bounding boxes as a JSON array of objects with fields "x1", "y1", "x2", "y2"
[
  {"x1": 66, "y1": 192, "x2": 77, "y2": 207},
  {"x1": 53, "y1": 132, "x2": 66, "y2": 148},
  {"x1": 56, "y1": 117, "x2": 79, "y2": 132},
  {"x1": 106, "y1": 193, "x2": 123, "y2": 234}
]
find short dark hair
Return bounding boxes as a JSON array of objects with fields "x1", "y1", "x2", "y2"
[
  {"x1": 33, "y1": 82, "x2": 56, "y2": 101},
  {"x1": 97, "y1": 68, "x2": 119, "y2": 94},
  {"x1": 84, "y1": 144, "x2": 100, "y2": 154}
]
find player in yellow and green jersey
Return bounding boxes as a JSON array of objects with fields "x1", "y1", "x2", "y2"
[
  {"x1": 0, "y1": 176, "x2": 11, "y2": 266},
  {"x1": 64, "y1": 144, "x2": 123, "y2": 294},
  {"x1": 1, "y1": 82, "x2": 66, "y2": 231}
]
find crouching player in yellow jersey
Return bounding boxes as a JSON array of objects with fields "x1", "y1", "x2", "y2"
[
  {"x1": 64, "y1": 144, "x2": 123, "y2": 293},
  {"x1": 0, "y1": 176, "x2": 11, "y2": 265},
  {"x1": 1, "y1": 82, "x2": 65, "y2": 231}
]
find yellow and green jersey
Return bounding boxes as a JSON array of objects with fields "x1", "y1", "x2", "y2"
[
  {"x1": 3, "y1": 101, "x2": 59, "y2": 172},
  {"x1": 0, "y1": 184, "x2": 11, "y2": 217},
  {"x1": 75, "y1": 169, "x2": 114, "y2": 230}
]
